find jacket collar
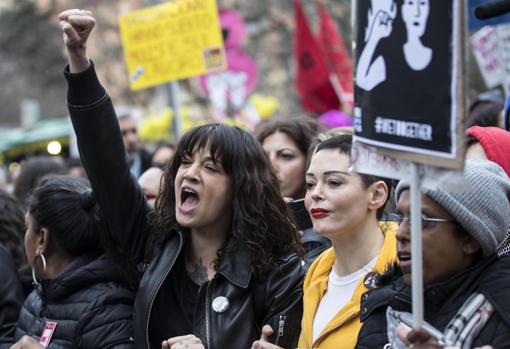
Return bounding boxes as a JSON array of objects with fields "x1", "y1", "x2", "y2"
[
  {"x1": 217, "y1": 239, "x2": 253, "y2": 288},
  {"x1": 300, "y1": 222, "x2": 399, "y2": 347},
  {"x1": 173, "y1": 230, "x2": 254, "y2": 288},
  {"x1": 391, "y1": 255, "x2": 499, "y2": 313},
  {"x1": 39, "y1": 254, "x2": 127, "y2": 301}
]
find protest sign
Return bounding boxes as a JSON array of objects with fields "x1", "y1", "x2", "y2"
[
  {"x1": 198, "y1": 10, "x2": 258, "y2": 124},
  {"x1": 498, "y1": 24, "x2": 510, "y2": 88},
  {"x1": 353, "y1": 0, "x2": 465, "y2": 169},
  {"x1": 119, "y1": 0, "x2": 226, "y2": 90},
  {"x1": 352, "y1": 140, "x2": 409, "y2": 179},
  {"x1": 471, "y1": 23, "x2": 510, "y2": 90},
  {"x1": 352, "y1": 0, "x2": 467, "y2": 332}
]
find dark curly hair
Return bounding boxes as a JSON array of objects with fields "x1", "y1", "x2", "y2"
[
  {"x1": 153, "y1": 124, "x2": 304, "y2": 278},
  {"x1": 0, "y1": 190, "x2": 26, "y2": 271}
]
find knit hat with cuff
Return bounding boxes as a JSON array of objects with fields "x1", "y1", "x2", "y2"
[{"x1": 395, "y1": 159, "x2": 510, "y2": 257}]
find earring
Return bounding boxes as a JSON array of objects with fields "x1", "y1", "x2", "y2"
[{"x1": 32, "y1": 252, "x2": 47, "y2": 286}]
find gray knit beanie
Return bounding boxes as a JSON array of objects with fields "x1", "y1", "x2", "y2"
[{"x1": 395, "y1": 159, "x2": 510, "y2": 257}]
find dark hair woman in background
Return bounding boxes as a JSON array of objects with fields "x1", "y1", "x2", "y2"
[
  {"x1": 256, "y1": 117, "x2": 331, "y2": 269},
  {"x1": 11, "y1": 176, "x2": 136, "y2": 349},
  {"x1": 59, "y1": 9, "x2": 304, "y2": 349}
]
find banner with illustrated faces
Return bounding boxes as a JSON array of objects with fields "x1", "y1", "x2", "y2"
[{"x1": 353, "y1": 0, "x2": 466, "y2": 167}]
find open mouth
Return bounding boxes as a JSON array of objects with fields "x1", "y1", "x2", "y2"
[
  {"x1": 398, "y1": 251, "x2": 412, "y2": 270},
  {"x1": 180, "y1": 187, "x2": 199, "y2": 211},
  {"x1": 398, "y1": 251, "x2": 411, "y2": 262}
]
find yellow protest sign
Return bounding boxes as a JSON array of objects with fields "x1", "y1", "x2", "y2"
[{"x1": 119, "y1": 0, "x2": 226, "y2": 90}]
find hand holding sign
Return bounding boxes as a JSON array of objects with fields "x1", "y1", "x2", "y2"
[
  {"x1": 396, "y1": 324, "x2": 494, "y2": 349},
  {"x1": 58, "y1": 9, "x2": 95, "y2": 73}
]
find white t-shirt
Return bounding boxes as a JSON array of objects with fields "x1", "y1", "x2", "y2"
[{"x1": 312, "y1": 256, "x2": 378, "y2": 343}]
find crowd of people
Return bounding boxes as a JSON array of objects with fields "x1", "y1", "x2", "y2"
[{"x1": 1, "y1": 8, "x2": 510, "y2": 349}]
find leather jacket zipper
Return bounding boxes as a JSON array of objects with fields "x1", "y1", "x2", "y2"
[
  {"x1": 145, "y1": 234, "x2": 183, "y2": 348},
  {"x1": 274, "y1": 315, "x2": 286, "y2": 346},
  {"x1": 204, "y1": 276, "x2": 215, "y2": 349}
]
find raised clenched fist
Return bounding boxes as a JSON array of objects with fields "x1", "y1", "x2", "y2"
[{"x1": 57, "y1": 9, "x2": 95, "y2": 73}]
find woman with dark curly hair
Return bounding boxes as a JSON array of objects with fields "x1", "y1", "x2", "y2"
[{"x1": 58, "y1": 9, "x2": 304, "y2": 349}]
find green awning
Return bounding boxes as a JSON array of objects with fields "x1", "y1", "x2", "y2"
[{"x1": 0, "y1": 118, "x2": 72, "y2": 158}]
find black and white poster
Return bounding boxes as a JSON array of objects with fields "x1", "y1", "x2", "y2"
[{"x1": 354, "y1": 0, "x2": 461, "y2": 160}]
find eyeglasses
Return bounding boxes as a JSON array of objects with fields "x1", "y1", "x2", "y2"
[{"x1": 389, "y1": 213, "x2": 456, "y2": 229}]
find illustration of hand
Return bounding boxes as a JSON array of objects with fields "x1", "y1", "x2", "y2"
[
  {"x1": 356, "y1": 1, "x2": 396, "y2": 91},
  {"x1": 367, "y1": 2, "x2": 397, "y2": 42}
]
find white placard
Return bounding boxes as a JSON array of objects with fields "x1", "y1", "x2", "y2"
[{"x1": 352, "y1": 141, "x2": 410, "y2": 180}]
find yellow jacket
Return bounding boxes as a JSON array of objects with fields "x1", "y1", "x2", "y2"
[{"x1": 298, "y1": 222, "x2": 398, "y2": 349}]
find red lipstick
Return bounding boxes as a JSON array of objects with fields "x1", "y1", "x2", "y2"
[{"x1": 310, "y1": 208, "x2": 329, "y2": 218}]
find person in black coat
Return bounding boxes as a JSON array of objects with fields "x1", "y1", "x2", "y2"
[
  {"x1": 10, "y1": 176, "x2": 136, "y2": 349},
  {"x1": 0, "y1": 244, "x2": 24, "y2": 349},
  {"x1": 58, "y1": 9, "x2": 304, "y2": 349},
  {"x1": 356, "y1": 159, "x2": 510, "y2": 349}
]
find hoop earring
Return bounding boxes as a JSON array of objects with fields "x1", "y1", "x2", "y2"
[{"x1": 32, "y1": 253, "x2": 47, "y2": 286}]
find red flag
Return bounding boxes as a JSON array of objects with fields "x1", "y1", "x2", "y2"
[
  {"x1": 317, "y1": 0, "x2": 354, "y2": 111},
  {"x1": 294, "y1": 0, "x2": 340, "y2": 114}
]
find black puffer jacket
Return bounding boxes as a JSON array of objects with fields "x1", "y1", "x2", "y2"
[
  {"x1": 65, "y1": 63, "x2": 304, "y2": 349},
  {"x1": 14, "y1": 254, "x2": 135, "y2": 349},
  {"x1": 356, "y1": 256, "x2": 510, "y2": 348},
  {"x1": 0, "y1": 245, "x2": 23, "y2": 349}
]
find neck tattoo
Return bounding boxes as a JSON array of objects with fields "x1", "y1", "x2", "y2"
[{"x1": 187, "y1": 257, "x2": 209, "y2": 286}]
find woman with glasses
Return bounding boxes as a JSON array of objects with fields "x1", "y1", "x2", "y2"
[{"x1": 356, "y1": 159, "x2": 510, "y2": 348}]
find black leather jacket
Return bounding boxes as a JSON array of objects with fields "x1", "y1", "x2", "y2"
[{"x1": 65, "y1": 63, "x2": 304, "y2": 349}]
